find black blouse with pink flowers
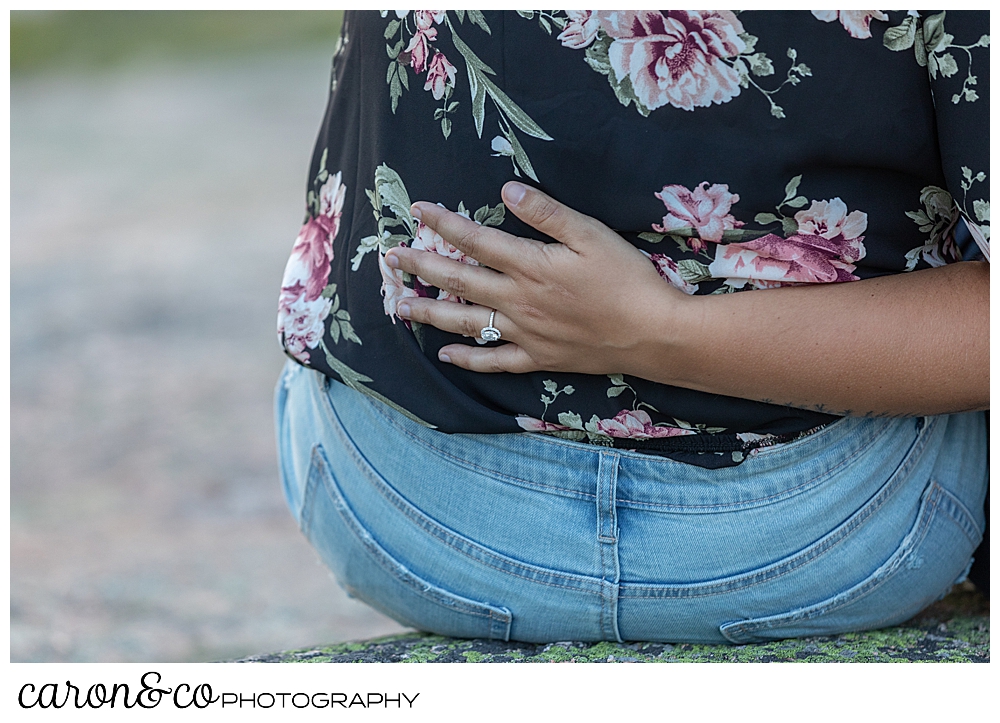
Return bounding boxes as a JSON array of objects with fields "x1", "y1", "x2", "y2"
[{"x1": 277, "y1": 10, "x2": 989, "y2": 467}]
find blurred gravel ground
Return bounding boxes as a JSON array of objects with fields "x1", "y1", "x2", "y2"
[{"x1": 10, "y1": 49, "x2": 409, "y2": 663}]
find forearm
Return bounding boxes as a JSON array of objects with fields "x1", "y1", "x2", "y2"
[{"x1": 638, "y1": 261, "x2": 989, "y2": 417}]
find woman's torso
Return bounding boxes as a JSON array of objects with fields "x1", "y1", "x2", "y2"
[{"x1": 277, "y1": 10, "x2": 988, "y2": 466}]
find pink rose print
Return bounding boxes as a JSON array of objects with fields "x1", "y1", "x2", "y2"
[
  {"x1": 708, "y1": 198, "x2": 868, "y2": 288},
  {"x1": 409, "y1": 218, "x2": 480, "y2": 302},
  {"x1": 642, "y1": 251, "x2": 699, "y2": 295},
  {"x1": 378, "y1": 250, "x2": 419, "y2": 324},
  {"x1": 410, "y1": 219, "x2": 477, "y2": 263},
  {"x1": 516, "y1": 415, "x2": 572, "y2": 433},
  {"x1": 793, "y1": 198, "x2": 868, "y2": 242},
  {"x1": 600, "y1": 10, "x2": 746, "y2": 112},
  {"x1": 414, "y1": 10, "x2": 446, "y2": 31},
  {"x1": 277, "y1": 171, "x2": 346, "y2": 359},
  {"x1": 280, "y1": 171, "x2": 346, "y2": 303},
  {"x1": 277, "y1": 283, "x2": 333, "y2": 364},
  {"x1": 811, "y1": 10, "x2": 888, "y2": 40},
  {"x1": 424, "y1": 52, "x2": 457, "y2": 101},
  {"x1": 558, "y1": 10, "x2": 601, "y2": 49},
  {"x1": 653, "y1": 182, "x2": 743, "y2": 250},
  {"x1": 405, "y1": 33, "x2": 432, "y2": 74},
  {"x1": 596, "y1": 409, "x2": 696, "y2": 439}
]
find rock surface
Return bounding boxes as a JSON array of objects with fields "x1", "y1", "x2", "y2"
[{"x1": 233, "y1": 587, "x2": 989, "y2": 663}]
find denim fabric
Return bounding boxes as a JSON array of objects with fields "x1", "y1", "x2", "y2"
[{"x1": 275, "y1": 361, "x2": 987, "y2": 644}]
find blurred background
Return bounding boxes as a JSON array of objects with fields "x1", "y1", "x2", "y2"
[{"x1": 10, "y1": 10, "x2": 410, "y2": 662}]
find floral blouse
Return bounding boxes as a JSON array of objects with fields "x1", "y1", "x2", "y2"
[{"x1": 278, "y1": 10, "x2": 989, "y2": 467}]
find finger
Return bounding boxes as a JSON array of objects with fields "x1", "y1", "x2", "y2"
[
  {"x1": 386, "y1": 245, "x2": 507, "y2": 307},
  {"x1": 397, "y1": 298, "x2": 516, "y2": 343},
  {"x1": 410, "y1": 201, "x2": 544, "y2": 271},
  {"x1": 501, "y1": 181, "x2": 604, "y2": 253},
  {"x1": 437, "y1": 341, "x2": 540, "y2": 374}
]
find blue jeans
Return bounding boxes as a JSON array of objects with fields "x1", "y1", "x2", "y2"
[{"x1": 274, "y1": 361, "x2": 986, "y2": 644}]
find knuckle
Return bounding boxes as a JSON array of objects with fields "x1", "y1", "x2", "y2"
[
  {"x1": 530, "y1": 197, "x2": 563, "y2": 231},
  {"x1": 443, "y1": 271, "x2": 467, "y2": 297},
  {"x1": 513, "y1": 299, "x2": 545, "y2": 322},
  {"x1": 458, "y1": 314, "x2": 480, "y2": 338},
  {"x1": 529, "y1": 345, "x2": 559, "y2": 371},
  {"x1": 411, "y1": 301, "x2": 433, "y2": 323},
  {"x1": 457, "y1": 226, "x2": 484, "y2": 255},
  {"x1": 487, "y1": 354, "x2": 508, "y2": 374}
]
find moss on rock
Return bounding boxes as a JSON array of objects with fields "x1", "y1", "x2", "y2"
[{"x1": 231, "y1": 587, "x2": 988, "y2": 663}]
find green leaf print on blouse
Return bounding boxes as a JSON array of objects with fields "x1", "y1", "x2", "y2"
[
  {"x1": 529, "y1": 11, "x2": 811, "y2": 119},
  {"x1": 903, "y1": 186, "x2": 961, "y2": 270},
  {"x1": 883, "y1": 11, "x2": 989, "y2": 104},
  {"x1": 354, "y1": 163, "x2": 506, "y2": 326},
  {"x1": 381, "y1": 11, "x2": 552, "y2": 181},
  {"x1": 320, "y1": 343, "x2": 437, "y2": 429},
  {"x1": 959, "y1": 168, "x2": 990, "y2": 245},
  {"x1": 277, "y1": 149, "x2": 361, "y2": 366},
  {"x1": 516, "y1": 375, "x2": 722, "y2": 443},
  {"x1": 903, "y1": 172, "x2": 990, "y2": 270}
]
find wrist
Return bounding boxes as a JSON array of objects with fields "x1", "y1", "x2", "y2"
[{"x1": 624, "y1": 284, "x2": 709, "y2": 388}]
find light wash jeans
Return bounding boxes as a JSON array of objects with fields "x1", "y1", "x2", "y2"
[{"x1": 275, "y1": 361, "x2": 986, "y2": 644}]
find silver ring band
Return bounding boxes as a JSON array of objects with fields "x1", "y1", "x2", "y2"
[{"x1": 479, "y1": 309, "x2": 501, "y2": 343}]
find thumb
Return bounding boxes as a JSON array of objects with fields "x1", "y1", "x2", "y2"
[{"x1": 502, "y1": 182, "x2": 603, "y2": 252}]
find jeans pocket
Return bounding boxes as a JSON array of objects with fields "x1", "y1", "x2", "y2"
[
  {"x1": 300, "y1": 444, "x2": 513, "y2": 641},
  {"x1": 719, "y1": 479, "x2": 984, "y2": 643}
]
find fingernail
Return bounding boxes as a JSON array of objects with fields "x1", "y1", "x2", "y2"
[
  {"x1": 504, "y1": 182, "x2": 526, "y2": 206},
  {"x1": 397, "y1": 302, "x2": 410, "y2": 319},
  {"x1": 438, "y1": 351, "x2": 451, "y2": 364},
  {"x1": 410, "y1": 204, "x2": 423, "y2": 220},
  {"x1": 385, "y1": 252, "x2": 399, "y2": 268}
]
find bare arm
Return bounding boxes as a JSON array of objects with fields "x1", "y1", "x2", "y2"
[
  {"x1": 640, "y1": 259, "x2": 988, "y2": 417},
  {"x1": 386, "y1": 182, "x2": 988, "y2": 417}
]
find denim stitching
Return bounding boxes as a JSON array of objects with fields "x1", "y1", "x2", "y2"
[
  {"x1": 364, "y1": 394, "x2": 597, "y2": 502},
  {"x1": 619, "y1": 416, "x2": 936, "y2": 599},
  {"x1": 616, "y1": 418, "x2": 897, "y2": 512},
  {"x1": 299, "y1": 446, "x2": 323, "y2": 539},
  {"x1": 489, "y1": 608, "x2": 513, "y2": 641},
  {"x1": 597, "y1": 452, "x2": 618, "y2": 543},
  {"x1": 310, "y1": 445, "x2": 511, "y2": 623},
  {"x1": 595, "y1": 452, "x2": 622, "y2": 642},
  {"x1": 934, "y1": 483, "x2": 984, "y2": 546},
  {"x1": 722, "y1": 482, "x2": 948, "y2": 640},
  {"x1": 316, "y1": 376, "x2": 604, "y2": 593},
  {"x1": 352, "y1": 373, "x2": 881, "y2": 511}
]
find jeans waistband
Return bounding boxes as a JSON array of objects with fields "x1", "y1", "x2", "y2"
[{"x1": 311, "y1": 368, "x2": 942, "y2": 510}]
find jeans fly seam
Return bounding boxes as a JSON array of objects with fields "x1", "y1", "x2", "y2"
[
  {"x1": 317, "y1": 380, "x2": 605, "y2": 593},
  {"x1": 363, "y1": 393, "x2": 598, "y2": 502},
  {"x1": 310, "y1": 445, "x2": 504, "y2": 621},
  {"x1": 619, "y1": 417, "x2": 936, "y2": 599}
]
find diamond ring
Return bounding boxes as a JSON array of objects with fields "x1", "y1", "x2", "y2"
[{"x1": 479, "y1": 309, "x2": 501, "y2": 343}]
